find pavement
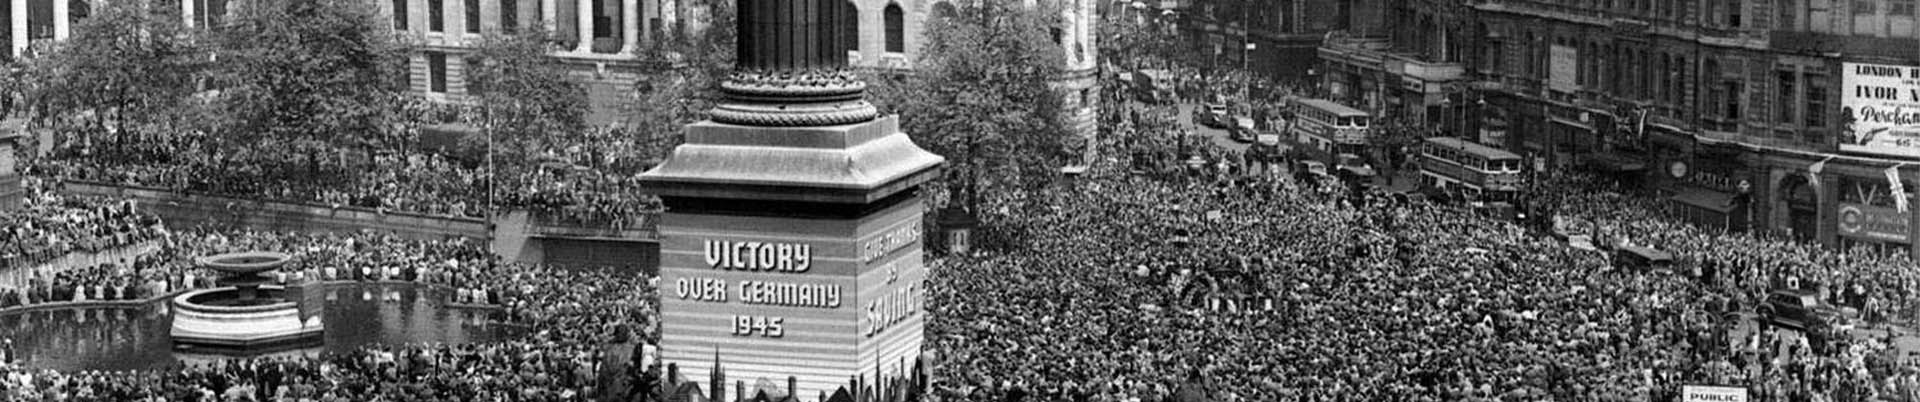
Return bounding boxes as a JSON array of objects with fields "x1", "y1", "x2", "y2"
[{"x1": 1166, "y1": 102, "x2": 1428, "y2": 193}]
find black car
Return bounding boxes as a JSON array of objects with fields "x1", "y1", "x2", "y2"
[{"x1": 1757, "y1": 289, "x2": 1841, "y2": 331}]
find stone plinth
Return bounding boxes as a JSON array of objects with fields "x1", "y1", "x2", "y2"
[{"x1": 643, "y1": 116, "x2": 941, "y2": 399}]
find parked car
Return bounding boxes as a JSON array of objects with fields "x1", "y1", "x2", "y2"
[
  {"x1": 1199, "y1": 104, "x2": 1230, "y2": 127},
  {"x1": 1757, "y1": 289, "x2": 1842, "y2": 331},
  {"x1": 1230, "y1": 117, "x2": 1257, "y2": 142}
]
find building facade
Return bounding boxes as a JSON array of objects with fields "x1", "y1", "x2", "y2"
[
  {"x1": 1325, "y1": 0, "x2": 1920, "y2": 256},
  {"x1": 3, "y1": 0, "x2": 1094, "y2": 153},
  {"x1": 1157, "y1": 0, "x2": 1387, "y2": 81}
]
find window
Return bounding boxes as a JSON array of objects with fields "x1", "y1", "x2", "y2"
[
  {"x1": 844, "y1": 1, "x2": 860, "y2": 52},
  {"x1": 1855, "y1": 0, "x2": 1877, "y2": 14},
  {"x1": 393, "y1": 0, "x2": 409, "y2": 30},
  {"x1": 1724, "y1": 81, "x2": 1742, "y2": 120},
  {"x1": 428, "y1": 0, "x2": 443, "y2": 32},
  {"x1": 931, "y1": 2, "x2": 956, "y2": 22},
  {"x1": 465, "y1": 0, "x2": 479, "y2": 33},
  {"x1": 427, "y1": 52, "x2": 447, "y2": 93},
  {"x1": 501, "y1": 0, "x2": 517, "y2": 30},
  {"x1": 1781, "y1": 0, "x2": 1798, "y2": 27},
  {"x1": 209, "y1": 0, "x2": 228, "y2": 26},
  {"x1": 1728, "y1": 0, "x2": 1741, "y2": 27},
  {"x1": 1896, "y1": 0, "x2": 1918, "y2": 15},
  {"x1": 883, "y1": 2, "x2": 904, "y2": 53},
  {"x1": 1777, "y1": 71, "x2": 1796, "y2": 124},
  {"x1": 1704, "y1": 59, "x2": 1721, "y2": 117},
  {"x1": 1807, "y1": 83, "x2": 1828, "y2": 128}
]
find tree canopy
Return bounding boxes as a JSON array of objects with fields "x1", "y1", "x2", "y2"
[
  {"x1": 466, "y1": 27, "x2": 590, "y2": 162},
  {"x1": 203, "y1": 0, "x2": 407, "y2": 171},
  {"x1": 868, "y1": 0, "x2": 1077, "y2": 221}
]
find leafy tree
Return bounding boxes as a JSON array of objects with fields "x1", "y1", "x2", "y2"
[
  {"x1": 22, "y1": 0, "x2": 201, "y2": 158},
  {"x1": 867, "y1": 0, "x2": 1076, "y2": 239},
  {"x1": 203, "y1": 0, "x2": 407, "y2": 178},
  {"x1": 466, "y1": 27, "x2": 590, "y2": 163},
  {"x1": 624, "y1": 0, "x2": 736, "y2": 163}
]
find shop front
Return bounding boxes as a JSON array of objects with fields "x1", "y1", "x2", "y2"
[
  {"x1": 1664, "y1": 147, "x2": 1749, "y2": 232},
  {"x1": 1834, "y1": 174, "x2": 1917, "y2": 255}
]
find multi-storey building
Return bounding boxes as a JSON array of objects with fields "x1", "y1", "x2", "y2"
[
  {"x1": 1157, "y1": 0, "x2": 1386, "y2": 81},
  {"x1": 1324, "y1": 0, "x2": 1920, "y2": 256},
  {"x1": 2, "y1": 0, "x2": 1094, "y2": 136}
]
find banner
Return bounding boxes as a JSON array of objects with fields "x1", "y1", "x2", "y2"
[
  {"x1": 1681, "y1": 385, "x2": 1747, "y2": 402},
  {"x1": 1841, "y1": 62, "x2": 1920, "y2": 158},
  {"x1": 1549, "y1": 45, "x2": 1579, "y2": 93}
]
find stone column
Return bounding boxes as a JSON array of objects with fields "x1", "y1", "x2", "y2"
[
  {"x1": 542, "y1": 0, "x2": 557, "y2": 32},
  {"x1": 53, "y1": 0, "x2": 70, "y2": 41},
  {"x1": 619, "y1": 0, "x2": 638, "y2": 54},
  {"x1": 574, "y1": 0, "x2": 593, "y2": 53},
  {"x1": 10, "y1": 0, "x2": 27, "y2": 57},
  {"x1": 183, "y1": 0, "x2": 197, "y2": 28}
]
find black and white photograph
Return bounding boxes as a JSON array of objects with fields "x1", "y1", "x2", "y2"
[{"x1": 0, "y1": 0, "x2": 1917, "y2": 401}]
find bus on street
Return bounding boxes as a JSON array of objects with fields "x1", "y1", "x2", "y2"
[{"x1": 1416, "y1": 137, "x2": 1525, "y2": 206}]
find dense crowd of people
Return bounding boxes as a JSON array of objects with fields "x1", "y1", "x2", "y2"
[
  {"x1": 0, "y1": 228, "x2": 657, "y2": 401},
  {"x1": 919, "y1": 166, "x2": 1920, "y2": 401},
  {"x1": 0, "y1": 176, "x2": 165, "y2": 287}
]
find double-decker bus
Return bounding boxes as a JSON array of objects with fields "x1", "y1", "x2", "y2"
[
  {"x1": 1287, "y1": 98, "x2": 1373, "y2": 158},
  {"x1": 1416, "y1": 137, "x2": 1525, "y2": 204}
]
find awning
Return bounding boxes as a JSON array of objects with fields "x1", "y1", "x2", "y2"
[
  {"x1": 1581, "y1": 153, "x2": 1647, "y2": 172},
  {"x1": 1669, "y1": 187, "x2": 1734, "y2": 213}
]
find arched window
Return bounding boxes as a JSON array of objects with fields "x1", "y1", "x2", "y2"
[
  {"x1": 884, "y1": 2, "x2": 904, "y2": 53},
  {"x1": 70, "y1": 0, "x2": 90, "y2": 21},
  {"x1": 931, "y1": 2, "x2": 956, "y2": 22},
  {"x1": 845, "y1": 1, "x2": 861, "y2": 52}
]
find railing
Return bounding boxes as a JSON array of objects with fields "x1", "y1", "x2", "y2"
[{"x1": 527, "y1": 209, "x2": 661, "y2": 241}]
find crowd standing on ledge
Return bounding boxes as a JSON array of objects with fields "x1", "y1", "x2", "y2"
[
  {"x1": 0, "y1": 177, "x2": 164, "y2": 288},
  {"x1": 30, "y1": 122, "x2": 663, "y2": 225}
]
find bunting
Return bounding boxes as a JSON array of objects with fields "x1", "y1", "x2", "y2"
[{"x1": 1889, "y1": 164, "x2": 1909, "y2": 213}]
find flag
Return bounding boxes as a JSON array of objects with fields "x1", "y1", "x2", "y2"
[
  {"x1": 1808, "y1": 156, "x2": 1833, "y2": 189},
  {"x1": 1635, "y1": 109, "x2": 1650, "y2": 143},
  {"x1": 1890, "y1": 165, "x2": 1909, "y2": 213}
]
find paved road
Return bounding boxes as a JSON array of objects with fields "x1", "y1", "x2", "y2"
[
  {"x1": 1728, "y1": 312, "x2": 1920, "y2": 362},
  {"x1": 1150, "y1": 102, "x2": 1436, "y2": 192},
  {"x1": 1172, "y1": 103, "x2": 1250, "y2": 153}
]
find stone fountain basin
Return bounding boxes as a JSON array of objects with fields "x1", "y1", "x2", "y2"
[
  {"x1": 171, "y1": 286, "x2": 323, "y2": 348},
  {"x1": 195, "y1": 251, "x2": 294, "y2": 275}
]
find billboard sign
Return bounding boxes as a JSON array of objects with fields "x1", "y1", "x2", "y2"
[
  {"x1": 1838, "y1": 203, "x2": 1910, "y2": 242},
  {"x1": 1841, "y1": 62, "x2": 1920, "y2": 158}
]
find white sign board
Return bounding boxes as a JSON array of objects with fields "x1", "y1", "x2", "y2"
[
  {"x1": 1682, "y1": 385, "x2": 1748, "y2": 402},
  {"x1": 1549, "y1": 45, "x2": 1579, "y2": 93},
  {"x1": 1841, "y1": 62, "x2": 1920, "y2": 158}
]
